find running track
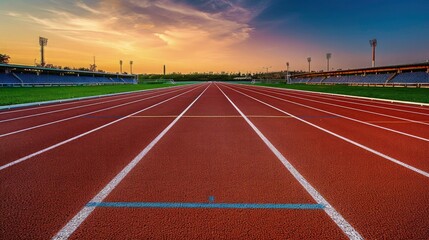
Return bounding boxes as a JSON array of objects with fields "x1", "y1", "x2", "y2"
[{"x1": 0, "y1": 83, "x2": 428, "y2": 239}]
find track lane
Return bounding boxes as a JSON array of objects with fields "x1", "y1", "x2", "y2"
[
  {"x1": 0, "y1": 85, "x2": 195, "y2": 136},
  {"x1": 241, "y1": 84, "x2": 429, "y2": 122},
  {"x1": 65, "y1": 84, "x2": 348, "y2": 239},
  {"x1": 0, "y1": 84, "x2": 191, "y2": 119},
  {"x1": 217, "y1": 83, "x2": 429, "y2": 239},
  {"x1": 223, "y1": 84, "x2": 429, "y2": 174},
  {"x1": 233, "y1": 84, "x2": 429, "y2": 140},
  {"x1": 252, "y1": 85, "x2": 429, "y2": 113},
  {"x1": 0, "y1": 84, "x2": 209, "y2": 239},
  {"x1": 281, "y1": 90, "x2": 429, "y2": 117},
  {"x1": 0, "y1": 85, "x2": 203, "y2": 169}
]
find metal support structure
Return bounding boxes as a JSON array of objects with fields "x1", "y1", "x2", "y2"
[
  {"x1": 120, "y1": 60, "x2": 123, "y2": 74},
  {"x1": 307, "y1": 57, "x2": 311, "y2": 72},
  {"x1": 39, "y1": 37, "x2": 48, "y2": 67},
  {"x1": 130, "y1": 61, "x2": 133, "y2": 74},
  {"x1": 326, "y1": 53, "x2": 331, "y2": 72},
  {"x1": 286, "y1": 62, "x2": 290, "y2": 84},
  {"x1": 369, "y1": 39, "x2": 377, "y2": 67},
  {"x1": 90, "y1": 56, "x2": 97, "y2": 72},
  {"x1": 262, "y1": 66, "x2": 272, "y2": 73}
]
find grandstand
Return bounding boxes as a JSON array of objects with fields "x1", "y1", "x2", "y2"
[
  {"x1": 291, "y1": 62, "x2": 429, "y2": 87},
  {"x1": 0, "y1": 63, "x2": 137, "y2": 86}
]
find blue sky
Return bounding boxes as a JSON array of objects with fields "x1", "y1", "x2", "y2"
[
  {"x1": 0, "y1": 0, "x2": 428, "y2": 73},
  {"x1": 254, "y1": 0, "x2": 429, "y2": 60}
]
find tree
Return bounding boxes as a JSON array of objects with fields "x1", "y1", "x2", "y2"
[{"x1": 0, "y1": 54, "x2": 10, "y2": 64}]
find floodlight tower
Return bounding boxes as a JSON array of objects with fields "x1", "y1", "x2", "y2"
[
  {"x1": 89, "y1": 56, "x2": 97, "y2": 72},
  {"x1": 369, "y1": 39, "x2": 377, "y2": 67},
  {"x1": 130, "y1": 61, "x2": 133, "y2": 74},
  {"x1": 307, "y1": 57, "x2": 311, "y2": 72},
  {"x1": 326, "y1": 53, "x2": 331, "y2": 72},
  {"x1": 286, "y1": 62, "x2": 290, "y2": 84},
  {"x1": 120, "y1": 60, "x2": 123, "y2": 73},
  {"x1": 262, "y1": 66, "x2": 272, "y2": 73},
  {"x1": 39, "y1": 37, "x2": 48, "y2": 67},
  {"x1": 262, "y1": 66, "x2": 272, "y2": 79}
]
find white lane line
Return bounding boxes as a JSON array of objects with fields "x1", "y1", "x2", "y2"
[
  {"x1": 263, "y1": 86, "x2": 429, "y2": 117},
  {"x1": 222, "y1": 84, "x2": 429, "y2": 178},
  {"x1": 232, "y1": 85, "x2": 429, "y2": 142},
  {"x1": 216, "y1": 84, "x2": 363, "y2": 240},
  {"x1": 242, "y1": 85, "x2": 429, "y2": 126},
  {"x1": 0, "y1": 84, "x2": 189, "y2": 115},
  {"x1": 52, "y1": 84, "x2": 210, "y2": 240},
  {"x1": 0, "y1": 86, "x2": 190, "y2": 123},
  {"x1": 0, "y1": 86, "x2": 194, "y2": 138},
  {"x1": 0, "y1": 85, "x2": 204, "y2": 172},
  {"x1": 249, "y1": 84, "x2": 429, "y2": 108},
  {"x1": 288, "y1": 90, "x2": 429, "y2": 116}
]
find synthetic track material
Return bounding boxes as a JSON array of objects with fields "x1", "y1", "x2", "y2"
[{"x1": 0, "y1": 83, "x2": 428, "y2": 239}]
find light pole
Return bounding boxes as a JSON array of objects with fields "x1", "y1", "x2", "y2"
[
  {"x1": 307, "y1": 57, "x2": 311, "y2": 72},
  {"x1": 326, "y1": 53, "x2": 331, "y2": 72},
  {"x1": 130, "y1": 61, "x2": 133, "y2": 74},
  {"x1": 262, "y1": 66, "x2": 272, "y2": 79},
  {"x1": 119, "y1": 60, "x2": 123, "y2": 73},
  {"x1": 286, "y1": 62, "x2": 290, "y2": 84},
  {"x1": 39, "y1": 37, "x2": 48, "y2": 67},
  {"x1": 369, "y1": 39, "x2": 377, "y2": 67},
  {"x1": 262, "y1": 66, "x2": 272, "y2": 73}
]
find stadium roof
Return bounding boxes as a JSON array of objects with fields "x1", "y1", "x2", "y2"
[{"x1": 294, "y1": 62, "x2": 429, "y2": 78}]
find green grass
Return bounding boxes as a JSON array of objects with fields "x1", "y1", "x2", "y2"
[
  {"x1": 0, "y1": 84, "x2": 184, "y2": 106},
  {"x1": 252, "y1": 83, "x2": 429, "y2": 104}
]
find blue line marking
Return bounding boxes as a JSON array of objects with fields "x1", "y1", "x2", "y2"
[{"x1": 86, "y1": 202, "x2": 325, "y2": 210}]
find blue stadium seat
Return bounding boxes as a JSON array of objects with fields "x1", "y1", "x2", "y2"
[
  {"x1": 0, "y1": 73, "x2": 21, "y2": 85},
  {"x1": 390, "y1": 72, "x2": 429, "y2": 84}
]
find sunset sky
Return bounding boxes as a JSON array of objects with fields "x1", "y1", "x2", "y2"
[{"x1": 1, "y1": 0, "x2": 428, "y2": 74}]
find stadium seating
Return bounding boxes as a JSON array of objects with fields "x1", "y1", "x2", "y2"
[
  {"x1": 0, "y1": 73, "x2": 22, "y2": 85},
  {"x1": 390, "y1": 72, "x2": 429, "y2": 84},
  {"x1": 323, "y1": 75, "x2": 363, "y2": 84},
  {"x1": 290, "y1": 77, "x2": 309, "y2": 83},
  {"x1": 360, "y1": 73, "x2": 391, "y2": 83},
  {"x1": 1, "y1": 73, "x2": 136, "y2": 85},
  {"x1": 289, "y1": 72, "x2": 429, "y2": 85},
  {"x1": 307, "y1": 77, "x2": 325, "y2": 83}
]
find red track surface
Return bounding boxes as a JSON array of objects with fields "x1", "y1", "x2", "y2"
[{"x1": 0, "y1": 83, "x2": 428, "y2": 239}]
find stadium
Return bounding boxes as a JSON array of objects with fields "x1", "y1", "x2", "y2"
[{"x1": 0, "y1": 1, "x2": 429, "y2": 240}]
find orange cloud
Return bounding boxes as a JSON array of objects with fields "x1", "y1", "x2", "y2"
[{"x1": 1, "y1": 0, "x2": 277, "y2": 73}]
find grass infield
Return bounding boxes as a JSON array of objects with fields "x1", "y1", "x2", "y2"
[
  {"x1": 0, "y1": 84, "x2": 182, "y2": 106},
  {"x1": 252, "y1": 83, "x2": 429, "y2": 104}
]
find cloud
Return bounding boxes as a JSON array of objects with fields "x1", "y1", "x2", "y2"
[
  {"x1": 5, "y1": 12, "x2": 22, "y2": 17},
  {"x1": 8, "y1": 0, "x2": 266, "y2": 55},
  {"x1": 75, "y1": 1, "x2": 101, "y2": 15}
]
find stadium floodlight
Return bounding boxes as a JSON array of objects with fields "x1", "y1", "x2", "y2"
[
  {"x1": 369, "y1": 39, "x2": 377, "y2": 67},
  {"x1": 326, "y1": 53, "x2": 332, "y2": 72},
  {"x1": 90, "y1": 56, "x2": 97, "y2": 72},
  {"x1": 262, "y1": 66, "x2": 272, "y2": 73},
  {"x1": 39, "y1": 37, "x2": 48, "y2": 67},
  {"x1": 286, "y1": 62, "x2": 290, "y2": 84},
  {"x1": 307, "y1": 57, "x2": 311, "y2": 72},
  {"x1": 130, "y1": 61, "x2": 133, "y2": 74},
  {"x1": 120, "y1": 60, "x2": 123, "y2": 73}
]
